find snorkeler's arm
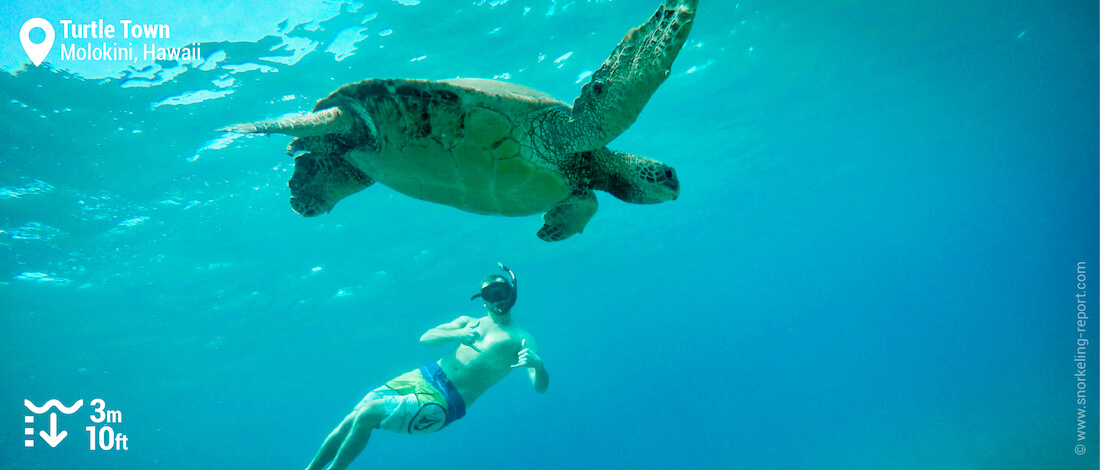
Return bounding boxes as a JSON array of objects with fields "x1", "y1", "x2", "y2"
[
  {"x1": 420, "y1": 316, "x2": 480, "y2": 347},
  {"x1": 512, "y1": 338, "x2": 548, "y2": 393},
  {"x1": 530, "y1": 360, "x2": 549, "y2": 393}
]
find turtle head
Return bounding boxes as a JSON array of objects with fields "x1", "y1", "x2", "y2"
[{"x1": 587, "y1": 149, "x2": 679, "y2": 204}]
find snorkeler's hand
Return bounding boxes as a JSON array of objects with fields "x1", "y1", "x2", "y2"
[
  {"x1": 511, "y1": 339, "x2": 543, "y2": 370},
  {"x1": 456, "y1": 320, "x2": 482, "y2": 352}
]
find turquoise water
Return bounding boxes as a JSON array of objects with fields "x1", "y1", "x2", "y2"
[{"x1": 2, "y1": 1, "x2": 1097, "y2": 469}]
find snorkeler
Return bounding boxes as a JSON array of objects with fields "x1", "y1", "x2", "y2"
[{"x1": 305, "y1": 264, "x2": 548, "y2": 470}]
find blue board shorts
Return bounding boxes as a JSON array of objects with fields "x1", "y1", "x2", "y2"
[{"x1": 367, "y1": 362, "x2": 467, "y2": 434}]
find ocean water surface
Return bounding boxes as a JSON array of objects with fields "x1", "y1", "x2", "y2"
[{"x1": 1, "y1": 1, "x2": 1097, "y2": 469}]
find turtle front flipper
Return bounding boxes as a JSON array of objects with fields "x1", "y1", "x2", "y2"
[
  {"x1": 289, "y1": 149, "x2": 375, "y2": 217},
  {"x1": 220, "y1": 107, "x2": 356, "y2": 137},
  {"x1": 548, "y1": 0, "x2": 697, "y2": 153},
  {"x1": 538, "y1": 189, "x2": 598, "y2": 242}
]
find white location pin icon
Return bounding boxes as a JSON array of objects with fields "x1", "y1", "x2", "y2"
[{"x1": 20, "y1": 18, "x2": 55, "y2": 67}]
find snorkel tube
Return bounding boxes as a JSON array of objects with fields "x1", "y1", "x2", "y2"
[{"x1": 498, "y1": 262, "x2": 517, "y2": 295}]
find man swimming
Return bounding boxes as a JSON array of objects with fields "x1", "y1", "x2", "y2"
[{"x1": 305, "y1": 264, "x2": 549, "y2": 470}]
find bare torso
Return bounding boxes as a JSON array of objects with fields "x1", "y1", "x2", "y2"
[{"x1": 438, "y1": 314, "x2": 530, "y2": 407}]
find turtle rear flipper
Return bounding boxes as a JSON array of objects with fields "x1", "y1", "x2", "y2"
[
  {"x1": 549, "y1": 0, "x2": 697, "y2": 153},
  {"x1": 538, "y1": 189, "x2": 598, "y2": 242},
  {"x1": 289, "y1": 152, "x2": 375, "y2": 217}
]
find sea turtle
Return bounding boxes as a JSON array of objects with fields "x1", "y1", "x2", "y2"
[{"x1": 221, "y1": 0, "x2": 697, "y2": 241}]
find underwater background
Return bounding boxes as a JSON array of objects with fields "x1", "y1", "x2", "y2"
[{"x1": 2, "y1": 1, "x2": 1097, "y2": 469}]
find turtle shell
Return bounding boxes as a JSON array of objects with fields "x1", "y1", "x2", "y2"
[{"x1": 318, "y1": 78, "x2": 573, "y2": 217}]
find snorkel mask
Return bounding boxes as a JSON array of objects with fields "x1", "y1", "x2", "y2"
[{"x1": 470, "y1": 263, "x2": 517, "y2": 315}]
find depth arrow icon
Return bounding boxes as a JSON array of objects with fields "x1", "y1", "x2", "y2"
[{"x1": 39, "y1": 412, "x2": 67, "y2": 447}]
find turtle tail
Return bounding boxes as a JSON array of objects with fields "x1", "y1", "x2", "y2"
[{"x1": 219, "y1": 107, "x2": 354, "y2": 138}]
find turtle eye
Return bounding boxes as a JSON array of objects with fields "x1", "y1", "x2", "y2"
[{"x1": 591, "y1": 81, "x2": 605, "y2": 96}]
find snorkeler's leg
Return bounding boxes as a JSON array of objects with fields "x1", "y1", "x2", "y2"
[
  {"x1": 327, "y1": 399, "x2": 387, "y2": 470},
  {"x1": 304, "y1": 412, "x2": 354, "y2": 470},
  {"x1": 305, "y1": 393, "x2": 379, "y2": 470}
]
